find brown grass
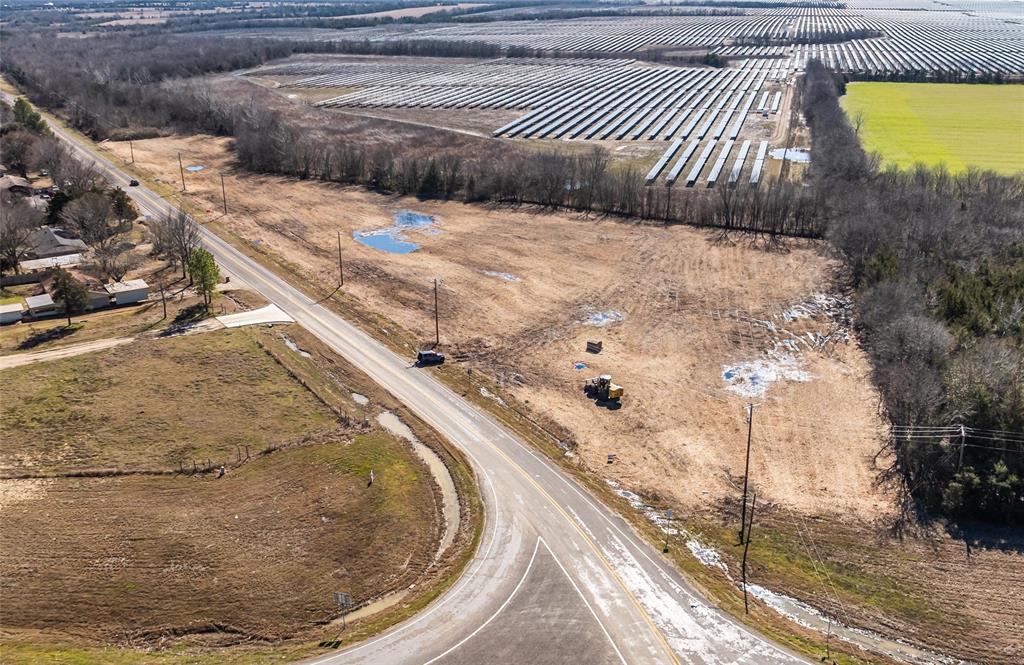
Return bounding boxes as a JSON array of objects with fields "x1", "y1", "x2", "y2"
[
  {"x1": 103, "y1": 134, "x2": 890, "y2": 518},
  {"x1": 0, "y1": 329, "x2": 336, "y2": 473},
  {"x1": 92, "y1": 132, "x2": 1024, "y2": 664}
]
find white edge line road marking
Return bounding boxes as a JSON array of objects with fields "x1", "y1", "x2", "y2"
[
  {"x1": 28, "y1": 97, "x2": 804, "y2": 664},
  {"x1": 543, "y1": 538, "x2": 630, "y2": 665},
  {"x1": 311, "y1": 468, "x2": 502, "y2": 664},
  {"x1": 422, "y1": 537, "x2": 541, "y2": 665}
]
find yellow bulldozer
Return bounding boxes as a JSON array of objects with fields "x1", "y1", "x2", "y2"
[{"x1": 583, "y1": 374, "x2": 624, "y2": 403}]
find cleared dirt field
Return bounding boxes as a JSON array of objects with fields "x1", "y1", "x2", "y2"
[
  {"x1": 99, "y1": 134, "x2": 1024, "y2": 663},
  {"x1": 107, "y1": 134, "x2": 890, "y2": 519}
]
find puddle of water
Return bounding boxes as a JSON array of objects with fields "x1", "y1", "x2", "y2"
[
  {"x1": 574, "y1": 362, "x2": 588, "y2": 370},
  {"x1": 377, "y1": 411, "x2": 459, "y2": 557},
  {"x1": 351, "y1": 393, "x2": 368, "y2": 406},
  {"x1": 768, "y1": 148, "x2": 811, "y2": 163},
  {"x1": 185, "y1": 165, "x2": 206, "y2": 172},
  {"x1": 482, "y1": 270, "x2": 521, "y2": 282},
  {"x1": 353, "y1": 211, "x2": 439, "y2": 254},
  {"x1": 585, "y1": 310, "x2": 624, "y2": 327},
  {"x1": 282, "y1": 335, "x2": 310, "y2": 358}
]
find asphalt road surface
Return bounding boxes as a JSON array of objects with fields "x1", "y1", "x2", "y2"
[{"x1": 28, "y1": 97, "x2": 807, "y2": 665}]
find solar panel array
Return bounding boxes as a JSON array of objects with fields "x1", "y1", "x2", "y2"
[{"x1": 345, "y1": 2, "x2": 1024, "y2": 76}]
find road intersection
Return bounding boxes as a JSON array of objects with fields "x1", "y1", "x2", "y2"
[{"x1": 29, "y1": 98, "x2": 806, "y2": 665}]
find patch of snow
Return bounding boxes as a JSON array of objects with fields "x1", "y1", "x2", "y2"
[
  {"x1": 351, "y1": 393, "x2": 369, "y2": 406},
  {"x1": 722, "y1": 353, "x2": 810, "y2": 398},
  {"x1": 282, "y1": 336, "x2": 311, "y2": 358},
  {"x1": 479, "y1": 386, "x2": 506, "y2": 407},
  {"x1": 584, "y1": 310, "x2": 624, "y2": 327},
  {"x1": 482, "y1": 270, "x2": 521, "y2": 282},
  {"x1": 687, "y1": 540, "x2": 729, "y2": 575}
]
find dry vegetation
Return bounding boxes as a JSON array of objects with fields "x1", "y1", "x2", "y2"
[
  {"x1": 98, "y1": 133, "x2": 1024, "y2": 662},
  {"x1": 0, "y1": 323, "x2": 483, "y2": 658},
  {"x1": 106, "y1": 134, "x2": 888, "y2": 518}
]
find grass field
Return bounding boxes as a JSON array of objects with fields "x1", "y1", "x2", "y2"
[
  {"x1": 841, "y1": 82, "x2": 1024, "y2": 174},
  {"x1": 0, "y1": 325, "x2": 452, "y2": 656},
  {"x1": 0, "y1": 330, "x2": 337, "y2": 473}
]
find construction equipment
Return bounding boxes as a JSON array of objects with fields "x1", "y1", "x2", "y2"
[{"x1": 584, "y1": 375, "x2": 624, "y2": 402}]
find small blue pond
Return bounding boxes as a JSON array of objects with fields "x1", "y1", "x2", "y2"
[
  {"x1": 185, "y1": 165, "x2": 206, "y2": 172},
  {"x1": 353, "y1": 211, "x2": 438, "y2": 254},
  {"x1": 768, "y1": 148, "x2": 811, "y2": 163}
]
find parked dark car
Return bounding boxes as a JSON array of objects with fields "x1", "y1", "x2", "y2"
[{"x1": 416, "y1": 349, "x2": 445, "y2": 365}]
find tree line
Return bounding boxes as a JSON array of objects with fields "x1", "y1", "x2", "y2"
[{"x1": 802, "y1": 59, "x2": 1023, "y2": 525}]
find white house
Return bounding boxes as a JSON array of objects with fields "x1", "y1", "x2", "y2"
[
  {"x1": 104, "y1": 279, "x2": 149, "y2": 305},
  {"x1": 0, "y1": 302, "x2": 23, "y2": 325}
]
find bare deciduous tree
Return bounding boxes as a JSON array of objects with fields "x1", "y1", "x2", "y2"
[
  {"x1": 0, "y1": 194, "x2": 42, "y2": 275},
  {"x1": 60, "y1": 191, "x2": 118, "y2": 249},
  {"x1": 150, "y1": 208, "x2": 200, "y2": 279}
]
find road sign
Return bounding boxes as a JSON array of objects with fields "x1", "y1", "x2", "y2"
[{"x1": 333, "y1": 592, "x2": 353, "y2": 610}]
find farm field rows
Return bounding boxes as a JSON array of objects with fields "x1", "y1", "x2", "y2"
[{"x1": 841, "y1": 82, "x2": 1024, "y2": 174}]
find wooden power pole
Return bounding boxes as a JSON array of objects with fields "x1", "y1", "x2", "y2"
[
  {"x1": 433, "y1": 278, "x2": 440, "y2": 348},
  {"x1": 337, "y1": 231, "x2": 344, "y2": 287},
  {"x1": 741, "y1": 490, "x2": 756, "y2": 614},
  {"x1": 129, "y1": 140, "x2": 135, "y2": 164},
  {"x1": 178, "y1": 152, "x2": 186, "y2": 192},
  {"x1": 739, "y1": 403, "x2": 755, "y2": 543},
  {"x1": 220, "y1": 173, "x2": 227, "y2": 214}
]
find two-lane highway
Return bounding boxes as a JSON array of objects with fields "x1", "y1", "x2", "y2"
[{"x1": 31, "y1": 98, "x2": 806, "y2": 665}]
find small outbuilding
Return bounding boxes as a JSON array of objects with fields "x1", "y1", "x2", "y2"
[
  {"x1": 0, "y1": 302, "x2": 24, "y2": 325},
  {"x1": 87, "y1": 289, "x2": 112, "y2": 311},
  {"x1": 104, "y1": 279, "x2": 149, "y2": 305},
  {"x1": 19, "y1": 253, "x2": 84, "y2": 273},
  {"x1": 25, "y1": 293, "x2": 56, "y2": 317}
]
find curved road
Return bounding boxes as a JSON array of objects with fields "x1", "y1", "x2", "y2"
[{"x1": 34, "y1": 101, "x2": 807, "y2": 665}]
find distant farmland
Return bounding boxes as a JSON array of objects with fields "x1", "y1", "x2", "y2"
[{"x1": 841, "y1": 82, "x2": 1024, "y2": 175}]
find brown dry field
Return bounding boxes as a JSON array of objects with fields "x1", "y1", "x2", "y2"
[
  {"x1": 0, "y1": 325, "x2": 460, "y2": 652},
  {"x1": 107, "y1": 134, "x2": 890, "y2": 520},
  {"x1": 100, "y1": 135, "x2": 1024, "y2": 663}
]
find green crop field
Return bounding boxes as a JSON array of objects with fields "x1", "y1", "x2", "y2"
[{"x1": 840, "y1": 83, "x2": 1024, "y2": 175}]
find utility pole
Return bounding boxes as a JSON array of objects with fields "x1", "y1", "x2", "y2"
[
  {"x1": 159, "y1": 282, "x2": 167, "y2": 320},
  {"x1": 739, "y1": 403, "x2": 755, "y2": 543},
  {"x1": 741, "y1": 490, "x2": 756, "y2": 614},
  {"x1": 220, "y1": 173, "x2": 227, "y2": 214},
  {"x1": 825, "y1": 614, "x2": 833, "y2": 664},
  {"x1": 337, "y1": 231, "x2": 344, "y2": 287},
  {"x1": 178, "y1": 152, "x2": 186, "y2": 192},
  {"x1": 129, "y1": 140, "x2": 134, "y2": 164},
  {"x1": 433, "y1": 278, "x2": 440, "y2": 348},
  {"x1": 957, "y1": 424, "x2": 966, "y2": 472}
]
